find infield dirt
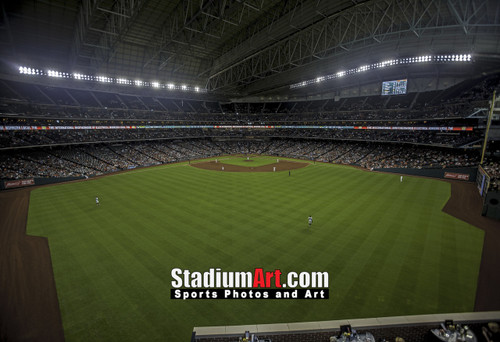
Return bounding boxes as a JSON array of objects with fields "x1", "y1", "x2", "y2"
[{"x1": 191, "y1": 159, "x2": 308, "y2": 172}]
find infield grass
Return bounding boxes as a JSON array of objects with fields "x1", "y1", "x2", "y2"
[
  {"x1": 26, "y1": 158, "x2": 484, "y2": 342},
  {"x1": 217, "y1": 155, "x2": 282, "y2": 167}
]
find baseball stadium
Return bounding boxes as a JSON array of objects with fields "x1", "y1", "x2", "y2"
[{"x1": 1, "y1": 1, "x2": 500, "y2": 342}]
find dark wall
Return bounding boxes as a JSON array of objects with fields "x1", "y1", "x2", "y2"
[
  {"x1": 33, "y1": 176, "x2": 85, "y2": 186},
  {"x1": 374, "y1": 167, "x2": 478, "y2": 182},
  {"x1": 1, "y1": 176, "x2": 85, "y2": 190},
  {"x1": 483, "y1": 190, "x2": 500, "y2": 220},
  {"x1": 1, "y1": 167, "x2": 478, "y2": 191}
]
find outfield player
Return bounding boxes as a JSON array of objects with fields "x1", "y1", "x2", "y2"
[
  {"x1": 96, "y1": 196, "x2": 100, "y2": 206},
  {"x1": 308, "y1": 215, "x2": 313, "y2": 227},
  {"x1": 400, "y1": 175, "x2": 403, "y2": 182}
]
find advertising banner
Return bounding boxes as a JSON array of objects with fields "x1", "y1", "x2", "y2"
[
  {"x1": 444, "y1": 172, "x2": 470, "y2": 181},
  {"x1": 4, "y1": 179, "x2": 35, "y2": 189}
]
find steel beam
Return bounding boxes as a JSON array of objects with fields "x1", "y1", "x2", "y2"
[
  {"x1": 71, "y1": 0, "x2": 145, "y2": 70},
  {"x1": 141, "y1": 0, "x2": 266, "y2": 71},
  {"x1": 207, "y1": 0, "x2": 500, "y2": 92}
]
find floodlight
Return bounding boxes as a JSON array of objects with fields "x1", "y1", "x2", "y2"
[
  {"x1": 151, "y1": 82, "x2": 160, "y2": 88},
  {"x1": 167, "y1": 83, "x2": 175, "y2": 89},
  {"x1": 135, "y1": 80, "x2": 143, "y2": 86},
  {"x1": 181, "y1": 85, "x2": 187, "y2": 90}
]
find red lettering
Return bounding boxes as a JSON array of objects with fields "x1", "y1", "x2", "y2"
[
  {"x1": 253, "y1": 268, "x2": 265, "y2": 288},
  {"x1": 265, "y1": 272, "x2": 274, "y2": 287},
  {"x1": 274, "y1": 269, "x2": 282, "y2": 288}
]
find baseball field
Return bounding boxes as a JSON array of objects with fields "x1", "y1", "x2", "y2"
[{"x1": 24, "y1": 156, "x2": 484, "y2": 341}]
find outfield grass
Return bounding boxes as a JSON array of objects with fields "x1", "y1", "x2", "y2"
[{"x1": 26, "y1": 158, "x2": 484, "y2": 342}]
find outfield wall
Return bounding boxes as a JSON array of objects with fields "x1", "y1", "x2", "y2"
[
  {"x1": 374, "y1": 167, "x2": 478, "y2": 182},
  {"x1": 1, "y1": 165, "x2": 478, "y2": 191},
  {"x1": 482, "y1": 190, "x2": 500, "y2": 219},
  {"x1": 0, "y1": 176, "x2": 85, "y2": 190}
]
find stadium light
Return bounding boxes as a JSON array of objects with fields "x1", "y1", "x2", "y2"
[
  {"x1": 97, "y1": 76, "x2": 111, "y2": 83},
  {"x1": 48, "y1": 70, "x2": 62, "y2": 78},
  {"x1": 17, "y1": 65, "x2": 207, "y2": 92},
  {"x1": 19, "y1": 66, "x2": 43, "y2": 75},
  {"x1": 290, "y1": 53, "x2": 474, "y2": 89}
]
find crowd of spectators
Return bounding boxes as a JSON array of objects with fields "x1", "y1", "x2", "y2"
[
  {"x1": 0, "y1": 139, "x2": 482, "y2": 180},
  {"x1": 1, "y1": 74, "x2": 498, "y2": 124},
  {"x1": 1, "y1": 74, "x2": 498, "y2": 187},
  {"x1": 0, "y1": 99, "x2": 488, "y2": 122},
  {"x1": 0, "y1": 127, "x2": 481, "y2": 148},
  {"x1": 483, "y1": 160, "x2": 500, "y2": 191}
]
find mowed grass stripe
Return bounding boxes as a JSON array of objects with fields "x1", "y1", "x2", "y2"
[
  {"x1": 39, "y1": 171, "x2": 230, "y2": 340},
  {"x1": 104, "y1": 166, "x2": 296, "y2": 270},
  {"x1": 281, "y1": 167, "x2": 393, "y2": 259},
  {"x1": 26, "y1": 158, "x2": 484, "y2": 342},
  {"x1": 57, "y1": 230, "x2": 164, "y2": 342}
]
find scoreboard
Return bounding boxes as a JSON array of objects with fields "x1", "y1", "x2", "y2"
[{"x1": 381, "y1": 79, "x2": 407, "y2": 95}]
